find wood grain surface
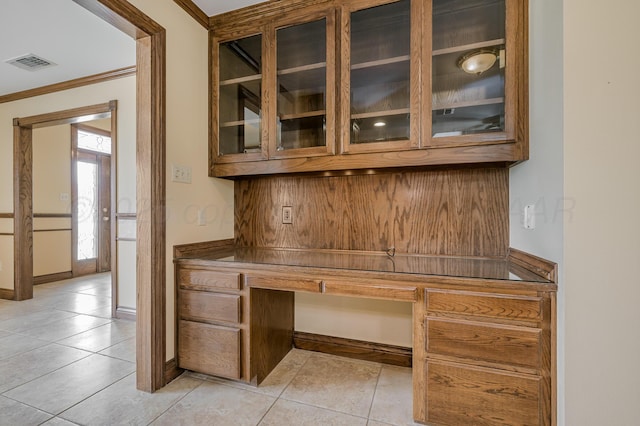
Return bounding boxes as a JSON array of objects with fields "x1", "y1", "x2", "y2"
[
  {"x1": 178, "y1": 320, "x2": 241, "y2": 379},
  {"x1": 426, "y1": 317, "x2": 541, "y2": 369},
  {"x1": 426, "y1": 289, "x2": 543, "y2": 321},
  {"x1": 235, "y1": 167, "x2": 508, "y2": 257},
  {"x1": 426, "y1": 360, "x2": 541, "y2": 426}
]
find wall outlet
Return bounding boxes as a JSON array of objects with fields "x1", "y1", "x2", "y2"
[
  {"x1": 282, "y1": 206, "x2": 293, "y2": 224},
  {"x1": 524, "y1": 204, "x2": 536, "y2": 230},
  {"x1": 171, "y1": 164, "x2": 192, "y2": 183},
  {"x1": 59, "y1": 193, "x2": 70, "y2": 201}
]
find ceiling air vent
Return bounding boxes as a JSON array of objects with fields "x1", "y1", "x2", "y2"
[{"x1": 6, "y1": 54, "x2": 56, "y2": 71}]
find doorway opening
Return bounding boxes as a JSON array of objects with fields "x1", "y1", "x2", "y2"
[
  {"x1": 72, "y1": 124, "x2": 112, "y2": 277},
  {"x1": 14, "y1": 102, "x2": 118, "y2": 313},
  {"x1": 14, "y1": 0, "x2": 167, "y2": 392}
]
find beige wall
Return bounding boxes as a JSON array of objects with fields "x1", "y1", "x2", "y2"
[
  {"x1": 127, "y1": 0, "x2": 234, "y2": 360},
  {"x1": 564, "y1": 0, "x2": 640, "y2": 424},
  {"x1": 0, "y1": 76, "x2": 136, "y2": 301},
  {"x1": 32, "y1": 125, "x2": 72, "y2": 276}
]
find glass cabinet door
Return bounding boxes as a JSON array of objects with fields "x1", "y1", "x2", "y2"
[
  {"x1": 214, "y1": 33, "x2": 265, "y2": 162},
  {"x1": 270, "y1": 15, "x2": 335, "y2": 158},
  {"x1": 430, "y1": 0, "x2": 509, "y2": 144},
  {"x1": 343, "y1": 0, "x2": 417, "y2": 153}
]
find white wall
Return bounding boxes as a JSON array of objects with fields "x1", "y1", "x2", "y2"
[
  {"x1": 563, "y1": 0, "x2": 640, "y2": 424},
  {"x1": 515, "y1": 1, "x2": 640, "y2": 423},
  {"x1": 0, "y1": 76, "x2": 136, "y2": 302},
  {"x1": 510, "y1": 0, "x2": 565, "y2": 422}
]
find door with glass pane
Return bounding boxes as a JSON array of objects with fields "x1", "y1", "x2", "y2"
[
  {"x1": 72, "y1": 126, "x2": 112, "y2": 276},
  {"x1": 342, "y1": 0, "x2": 420, "y2": 154},
  {"x1": 213, "y1": 32, "x2": 266, "y2": 164},
  {"x1": 427, "y1": 0, "x2": 515, "y2": 146},
  {"x1": 269, "y1": 12, "x2": 335, "y2": 158}
]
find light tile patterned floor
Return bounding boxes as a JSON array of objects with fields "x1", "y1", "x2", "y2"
[{"x1": 0, "y1": 274, "x2": 417, "y2": 425}]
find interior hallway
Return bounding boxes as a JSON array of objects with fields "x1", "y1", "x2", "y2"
[{"x1": 0, "y1": 274, "x2": 416, "y2": 425}]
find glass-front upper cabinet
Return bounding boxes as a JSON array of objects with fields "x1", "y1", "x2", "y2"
[
  {"x1": 342, "y1": 0, "x2": 419, "y2": 154},
  {"x1": 269, "y1": 14, "x2": 335, "y2": 159},
  {"x1": 212, "y1": 33, "x2": 265, "y2": 163},
  {"x1": 429, "y1": 0, "x2": 514, "y2": 146}
]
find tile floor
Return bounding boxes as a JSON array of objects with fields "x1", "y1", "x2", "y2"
[{"x1": 0, "y1": 274, "x2": 417, "y2": 426}]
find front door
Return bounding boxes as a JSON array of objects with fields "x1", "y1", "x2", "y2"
[{"x1": 72, "y1": 125, "x2": 112, "y2": 276}]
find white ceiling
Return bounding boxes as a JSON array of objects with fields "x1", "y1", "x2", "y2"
[
  {"x1": 0, "y1": 0, "x2": 264, "y2": 97},
  {"x1": 191, "y1": 0, "x2": 264, "y2": 17}
]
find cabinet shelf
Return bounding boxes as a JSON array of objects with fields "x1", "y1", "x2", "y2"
[
  {"x1": 351, "y1": 55, "x2": 410, "y2": 71},
  {"x1": 279, "y1": 110, "x2": 326, "y2": 121},
  {"x1": 220, "y1": 74, "x2": 262, "y2": 87},
  {"x1": 278, "y1": 62, "x2": 326, "y2": 76},
  {"x1": 433, "y1": 97, "x2": 504, "y2": 111},
  {"x1": 432, "y1": 38, "x2": 505, "y2": 57},
  {"x1": 220, "y1": 119, "x2": 261, "y2": 128},
  {"x1": 351, "y1": 108, "x2": 409, "y2": 120}
]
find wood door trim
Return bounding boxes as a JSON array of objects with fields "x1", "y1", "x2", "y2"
[
  {"x1": 0, "y1": 213, "x2": 14, "y2": 218},
  {"x1": 13, "y1": 102, "x2": 114, "y2": 298},
  {"x1": 13, "y1": 124, "x2": 34, "y2": 300},
  {"x1": 15, "y1": 103, "x2": 114, "y2": 129},
  {"x1": 33, "y1": 213, "x2": 73, "y2": 218},
  {"x1": 72, "y1": 0, "x2": 167, "y2": 393}
]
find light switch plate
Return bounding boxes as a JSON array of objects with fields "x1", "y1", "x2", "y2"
[{"x1": 171, "y1": 164, "x2": 192, "y2": 183}]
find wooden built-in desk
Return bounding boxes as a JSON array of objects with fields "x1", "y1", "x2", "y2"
[{"x1": 174, "y1": 240, "x2": 557, "y2": 425}]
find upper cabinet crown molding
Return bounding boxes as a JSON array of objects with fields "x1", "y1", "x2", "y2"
[{"x1": 209, "y1": 0, "x2": 529, "y2": 178}]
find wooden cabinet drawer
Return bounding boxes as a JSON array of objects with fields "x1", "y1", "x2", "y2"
[
  {"x1": 426, "y1": 289, "x2": 542, "y2": 321},
  {"x1": 178, "y1": 320, "x2": 241, "y2": 380},
  {"x1": 179, "y1": 290, "x2": 241, "y2": 324},
  {"x1": 245, "y1": 276, "x2": 322, "y2": 293},
  {"x1": 178, "y1": 269, "x2": 241, "y2": 291},
  {"x1": 426, "y1": 360, "x2": 542, "y2": 426},
  {"x1": 323, "y1": 281, "x2": 417, "y2": 301},
  {"x1": 426, "y1": 318, "x2": 541, "y2": 369}
]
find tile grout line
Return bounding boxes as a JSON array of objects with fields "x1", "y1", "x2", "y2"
[
  {"x1": 0, "y1": 347, "x2": 94, "y2": 397},
  {"x1": 56, "y1": 371, "x2": 137, "y2": 423},
  {"x1": 366, "y1": 363, "x2": 384, "y2": 422},
  {"x1": 144, "y1": 374, "x2": 207, "y2": 425},
  {"x1": 253, "y1": 350, "x2": 314, "y2": 425}
]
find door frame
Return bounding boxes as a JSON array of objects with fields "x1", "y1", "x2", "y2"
[
  {"x1": 14, "y1": 102, "x2": 116, "y2": 301},
  {"x1": 14, "y1": 0, "x2": 167, "y2": 393}
]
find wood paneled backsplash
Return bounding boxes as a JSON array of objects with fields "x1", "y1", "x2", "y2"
[{"x1": 235, "y1": 167, "x2": 508, "y2": 257}]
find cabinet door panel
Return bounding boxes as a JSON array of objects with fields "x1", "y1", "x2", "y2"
[
  {"x1": 213, "y1": 33, "x2": 267, "y2": 163},
  {"x1": 426, "y1": 289, "x2": 542, "y2": 321},
  {"x1": 178, "y1": 320, "x2": 241, "y2": 380},
  {"x1": 270, "y1": 13, "x2": 336, "y2": 159},
  {"x1": 426, "y1": 317, "x2": 541, "y2": 369},
  {"x1": 179, "y1": 290, "x2": 241, "y2": 324},
  {"x1": 426, "y1": 360, "x2": 542, "y2": 426},
  {"x1": 178, "y1": 269, "x2": 241, "y2": 291},
  {"x1": 343, "y1": 0, "x2": 417, "y2": 153}
]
